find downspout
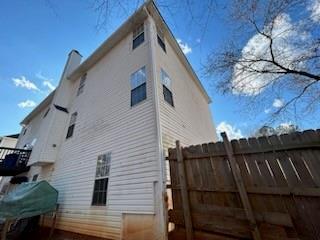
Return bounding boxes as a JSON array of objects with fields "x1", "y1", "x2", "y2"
[{"x1": 145, "y1": 8, "x2": 166, "y2": 240}]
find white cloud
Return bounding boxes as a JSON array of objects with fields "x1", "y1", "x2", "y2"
[
  {"x1": 36, "y1": 72, "x2": 53, "y2": 81},
  {"x1": 12, "y1": 76, "x2": 39, "y2": 91},
  {"x1": 309, "y1": 0, "x2": 320, "y2": 22},
  {"x1": 43, "y1": 80, "x2": 56, "y2": 91},
  {"x1": 216, "y1": 121, "x2": 243, "y2": 140},
  {"x1": 264, "y1": 108, "x2": 271, "y2": 114},
  {"x1": 272, "y1": 98, "x2": 285, "y2": 108},
  {"x1": 279, "y1": 122, "x2": 292, "y2": 129},
  {"x1": 36, "y1": 72, "x2": 56, "y2": 91},
  {"x1": 177, "y1": 39, "x2": 192, "y2": 55},
  {"x1": 276, "y1": 122, "x2": 298, "y2": 134},
  {"x1": 232, "y1": 13, "x2": 311, "y2": 96},
  {"x1": 18, "y1": 100, "x2": 37, "y2": 108}
]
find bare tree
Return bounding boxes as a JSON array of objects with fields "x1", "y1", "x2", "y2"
[
  {"x1": 44, "y1": 0, "x2": 319, "y2": 124},
  {"x1": 255, "y1": 123, "x2": 299, "y2": 137},
  {"x1": 206, "y1": 0, "x2": 320, "y2": 122},
  {"x1": 90, "y1": 0, "x2": 216, "y2": 34}
]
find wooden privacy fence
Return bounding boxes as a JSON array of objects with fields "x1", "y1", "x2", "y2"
[{"x1": 167, "y1": 129, "x2": 320, "y2": 240}]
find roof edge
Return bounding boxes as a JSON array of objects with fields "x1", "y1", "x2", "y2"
[
  {"x1": 67, "y1": 2, "x2": 149, "y2": 81},
  {"x1": 67, "y1": 0, "x2": 211, "y2": 103},
  {"x1": 20, "y1": 90, "x2": 55, "y2": 125},
  {"x1": 4, "y1": 134, "x2": 19, "y2": 139},
  {"x1": 147, "y1": 1, "x2": 211, "y2": 103}
]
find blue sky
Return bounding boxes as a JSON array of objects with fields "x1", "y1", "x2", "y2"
[{"x1": 0, "y1": 0, "x2": 319, "y2": 138}]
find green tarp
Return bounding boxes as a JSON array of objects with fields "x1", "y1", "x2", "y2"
[{"x1": 0, "y1": 181, "x2": 58, "y2": 221}]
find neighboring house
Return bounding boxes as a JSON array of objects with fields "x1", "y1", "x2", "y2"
[
  {"x1": 0, "y1": 1, "x2": 217, "y2": 239},
  {"x1": 0, "y1": 134, "x2": 19, "y2": 196},
  {"x1": 0, "y1": 134, "x2": 19, "y2": 148}
]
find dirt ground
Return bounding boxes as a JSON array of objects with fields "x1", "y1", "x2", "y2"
[{"x1": 11, "y1": 227, "x2": 108, "y2": 240}]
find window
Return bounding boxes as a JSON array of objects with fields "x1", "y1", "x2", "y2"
[
  {"x1": 43, "y1": 108, "x2": 50, "y2": 118},
  {"x1": 54, "y1": 104, "x2": 68, "y2": 113},
  {"x1": 66, "y1": 112, "x2": 77, "y2": 139},
  {"x1": 32, "y1": 174, "x2": 39, "y2": 181},
  {"x1": 130, "y1": 66, "x2": 147, "y2": 106},
  {"x1": 157, "y1": 30, "x2": 166, "y2": 52},
  {"x1": 23, "y1": 127, "x2": 27, "y2": 135},
  {"x1": 77, "y1": 73, "x2": 87, "y2": 96},
  {"x1": 132, "y1": 24, "x2": 144, "y2": 50},
  {"x1": 161, "y1": 69, "x2": 174, "y2": 106},
  {"x1": 92, "y1": 152, "x2": 111, "y2": 206}
]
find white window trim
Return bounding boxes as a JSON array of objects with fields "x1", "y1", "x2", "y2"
[
  {"x1": 92, "y1": 152, "x2": 112, "y2": 206},
  {"x1": 77, "y1": 73, "x2": 87, "y2": 96}
]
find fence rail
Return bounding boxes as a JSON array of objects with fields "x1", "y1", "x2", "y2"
[{"x1": 167, "y1": 129, "x2": 320, "y2": 239}]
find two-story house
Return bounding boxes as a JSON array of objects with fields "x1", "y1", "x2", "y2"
[
  {"x1": 0, "y1": 134, "x2": 19, "y2": 149},
  {"x1": 0, "y1": 1, "x2": 217, "y2": 239}
]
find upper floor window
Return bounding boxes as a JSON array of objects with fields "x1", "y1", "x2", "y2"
[
  {"x1": 66, "y1": 112, "x2": 77, "y2": 139},
  {"x1": 77, "y1": 73, "x2": 86, "y2": 96},
  {"x1": 132, "y1": 24, "x2": 144, "y2": 50},
  {"x1": 157, "y1": 30, "x2": 166, "y2": 52},
  {"x1": 130, "y1": 66, "x2": 147, "y2": 106},
  {"x1": 43, "y1": 108, "x2": 50, "y2": 118},
  {"x1": 23, "y1": 127, "x2": 27, "y2": 135},
  {"x1": 161, "y1": 69, "x2": 174, "y2": 107},
  {"x1": 92, "y1": 152, "x2": 111, "y2": 206}
]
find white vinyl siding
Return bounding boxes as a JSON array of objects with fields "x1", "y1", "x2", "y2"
[
  {"x1": 46, "y1": 25, "x2": 159, "y2": 239},
  {"x1": 152, "y1": 17, "x2": 217, "y2": 150},
  {"x1": 16, "y1": 14, "x2": 216, "y2": 240}
]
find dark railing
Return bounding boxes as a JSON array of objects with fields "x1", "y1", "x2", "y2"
[{"x1": 0, "y1": 147, "x2": 32, "y2": 176}]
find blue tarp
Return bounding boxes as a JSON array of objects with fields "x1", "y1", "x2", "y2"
[{"x1": 0, "y1": 181, "x2": 58, "y2": 221}]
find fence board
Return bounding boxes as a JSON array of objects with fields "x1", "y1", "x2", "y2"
[
  {"x1": 175, "y1": 141, "x2": 193, "y2": 240},
  {"x1": 300, "y1": 131, "x2": 320, "y2": 187},
  {"x1": 167, "y1": 129, "x2": 320, "y2": 239}
]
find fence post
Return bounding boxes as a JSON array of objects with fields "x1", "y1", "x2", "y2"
[
  {"x1": 221, "y1": 133, "x2": 261, "y2": 240},
  {"x1": 176, "y1": 140, "x2": 194, "y2": 240}
]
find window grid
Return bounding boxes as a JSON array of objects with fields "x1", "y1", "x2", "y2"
[
  {"x1": 132, "y1": 24, "x2": 144, "y2": 50},
  {"x1": 32, "y1": 174, "x2": 39, "y2": 181},
  {"x1": 130, "y1": 66, "x2": 147, "y2": 106},
  {"x1": 157, "y1": 29, "x2": 166, "y2": 52},
  {"x1": 157, "y1": 35, "x2": 166, "y2": 52},
  {"x1": 163, "y1": 85, "x2": 174, "y2": 107},
  {"x1": 66, "y1": 112, "x2": 77, "y2": 139},
  {"x1": 161, "y1": 69, "x2": 174, "y2": 106},
  {"x1": 77, "y1": 73, "x2": 86, "y2": 96},
  {"x1": 92, "y1": 153, "x2": 111, "y2": 206},
  {"x1": 133, "y1": 24, "x2": 144, "y2": 38}
]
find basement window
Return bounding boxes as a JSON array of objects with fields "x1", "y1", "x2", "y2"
[
  {"x1": 161, "y1": 69, "x2": 174, "y2": 107},
  {"x1": 130, "y1": 66, "x2": 147, "y2": 106},
  {"x1": 32, "y1": 174, "x2": 39, "y2": 181},
  {"x1": 132, "y1": 24, "x2": 144, "y2": 50},
  {"x1": 66, "y1": 112, "x2": 77, "y2": 139},
  {"x1": 157, "y1": 30, "x2": 166, "y2": 52},
  {"x1": 92, "y1": 152, "x2": 111, "y2": 206},
  {"x1": 77, "y1": 73, "x2": 87, "y2": 96}
]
